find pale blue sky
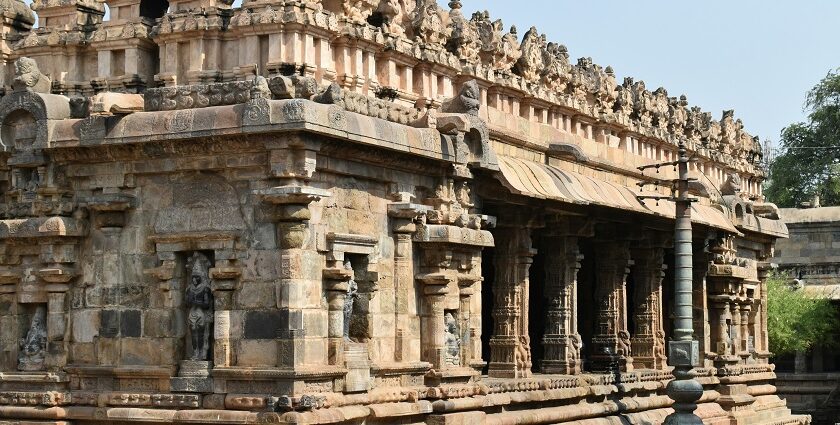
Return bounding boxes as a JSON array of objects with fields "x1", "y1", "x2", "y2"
[
  {"x1": 25, "y1": 0, "x2": 839, "y2": 147},
  {"x1": 455, "y1": 1, "x2": 839, "y2": 150}
]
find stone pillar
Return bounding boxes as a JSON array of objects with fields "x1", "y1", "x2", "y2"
[
  {"x1": 418, "y1": 274, "x2": 451, "y2": 369},
  {"x1": 630, "y1": 238, "x2": 667, "y2": 370},
  {"x1": 590, "y1": 240, "x2": 634, "y2": 373},
  {"x1": 755, "y1": 262, "x2": 772, "y2": 363},
  {"x1": 458, "y1": 280, "x2": 476, "y2": 368},
  {"x1": 323, "y1": 268, "x2": 352, "y2": 366},
  {"x1": 254, "y1": 185, "x2": 331, "y2": 370},
  {"x1": 709, "y1": 295, "x2": 734, "y2": 361},
  {"x1": 388, "y1": 201, "x2": 429, "y2": 364},
  {"x1": 38, "y1": 239, "x2": 81, "y2": 371},
  {"x1": 730, "y1": 302, "x2": 742, "y2": 361},
  {"x1": 488, "y1": 226, "x2": 535, "y2": 379},
  {"x1": 45, "y1": 291, "x2": 66, "y2": 369},
  {"x1": 693, "y1": 248, "x2": 713, "y2": 368},
  {"x1": 541, "y1": 233, "x2": 582, "y2": 375},
  {"x1": 210, "y1": 283, "x2": 234, "y2": 368},
  {"x1": 739, "y1": 302, "x2": 751, "y2": 360}
]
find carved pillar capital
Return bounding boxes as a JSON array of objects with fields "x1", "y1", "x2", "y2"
[{"x1": 86, "y1": 193, "x2": 136, "y2": 229}]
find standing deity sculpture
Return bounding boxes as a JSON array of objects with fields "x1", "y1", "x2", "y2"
[
  {"x1": 651, "y1": 87, "x2": 670, "y2": 130},
  {"x1": 343, "y1": 0, "x2": 377, "y2": 24},
  {"x1": 541, "y1": 42, "x2": 570, "y2": 91},
  {"x1": 720, "y1": 110, "x2": 737, "y2": 154},
  {"x1": 376, "y1": 0, "x2": 409, "y2": 37},
  {"x1": 614, "y1": 78, "x2": 635, "y2": 120},
  {"x1": 444, "y1": 312, "x2": 460, "y2": 366},
  {"x1": 412, "y1": 0, "x2": 450, "y2": 45},
  {"x1": 18, "y1": 305, "x2": 47, "y2": 371},
  {"x1": 186, "y1": 253, "x2": 213, "y2": 361},
  {"x1": 668, "y1": 95, "x2": 689, "y2": 135},
  {"x1": 446, "y1": 1, "x2": 480, "y2": 63},
  {"x1": 342, "y1": 259, "x2": 359, "y2": 340},
  {"x1": 685, "y1": 106, "x2": 705, "y2": 143},
  {"x1": 514, "y1": 27, "x2": 545, "y2": 83}
]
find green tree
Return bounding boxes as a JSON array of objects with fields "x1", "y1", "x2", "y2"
[
  {"x1": 765, "y1": 69, "x2": 840, "y2": 207},
  {"x1": 767, "y1": 273, "x2": 839, "y2": 355}
]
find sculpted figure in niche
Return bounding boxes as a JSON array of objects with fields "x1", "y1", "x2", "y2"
[
  {"x1": 617, "y1": 329, "x2": 632, "y2": 358},
  {"x1": 186, "y1": 253, "x2": 213, "y2": 361},
  {"x1": 18, "y1": 305, "x2": 47, "y2": 371},
  {"x1": 24, "y1": 169, "x2": 39, "y2": 193},
  {"x1": 343, "y1": 259, "x2": 359, "y2": 340},
  {"x1": 444, "y1": 312, "x2": 460, "y2": 366}
]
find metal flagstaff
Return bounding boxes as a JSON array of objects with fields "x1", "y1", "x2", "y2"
[{"x1": 638, "y1": 139, "x2": 703, "y2": 424}]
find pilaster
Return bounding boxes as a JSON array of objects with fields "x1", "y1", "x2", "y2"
[
  {"x1": 590, "y1": 237, "x2": 634, "y2": 373},
  {"x1": 630, "y1": 232, "x2": 669, "y2": 370},
  {"x1": 539, "y1": 218, "x2": 589, "y2": 375},
  {"x1": 488, "y1": 225, "x2": 535, "y2": 379}
]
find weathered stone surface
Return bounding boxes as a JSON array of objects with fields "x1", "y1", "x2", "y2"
[{"x1": 0, "y1": 4, "x2": 803, "y2": 425}]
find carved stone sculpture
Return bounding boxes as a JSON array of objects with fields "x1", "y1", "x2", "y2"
[
  {"x1": 186, "y1": 253, "x2": 213, "y2": 361},
  {"x1": 721, "y1": 173, "x2": 743, "y2": 197},
  {"x1": 343, "y1": 0, "x2": 377, "y2": 24},
  {"x1": 412, "y1": 0, "x2": 450, "y2": 45},
  {"x1": 720, "y1": 110, "x2": 737, "y2": 154},
  {"x1": 514, "y1": 27, "x2": 544, "y2": 83},
  {"x1": 444, "y1": 312, "x2": 460, "y2": 366},
  {"x1": 446, "y1": 0, "x2": 480, "y2": 63},
  {"x1": 631, "y1": 80, "x2": 654, "y2": 128},
  {"x1": 651, "y1": 87, "x2": 669, "y2": 130},
  {"x1": 614, "y1": 78, "x2": 635, "y2": 119},
  {"x1": 376, "y1": 0, "x2": 408, "y2": 37},
  {"x1": 541, "y1": 42, "x2": 570, "y2": 91},
  {"x1": 11, "y1": 57, "x2": 51, "y2": 93},
  {"x1": 23, "y1": 169, "x2": 40, "y2": 193},
  {"x1": 472, "y1": 11, "x2": 520, "y2": 73},
  {"x1": 342, "y1": 260, "x2": 359, "y2": 340},
  {"x1": 18, "y1": 305, "x2": 47, "y2": 371},
  {"x1": 669, "y1": 95, "x2": 689, "y2": 135},
  {"x1": 441, "y1": 79, "x2": 480, "y2": 116}
]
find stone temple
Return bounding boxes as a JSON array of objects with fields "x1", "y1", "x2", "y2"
[{"x1": 0, "y1": 0, "x2": 809, "y2": 424}]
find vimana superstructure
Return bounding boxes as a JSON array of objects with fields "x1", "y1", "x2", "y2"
[{"x1": 0, "y1": 0, "x2": 807, "y2": 424}]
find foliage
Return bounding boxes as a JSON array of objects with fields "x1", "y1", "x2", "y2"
[
  {"x1": 765, "y1": 69, "x2": 840, "y2": 207},
  {"x1": 767, "y1": 273, "x2": 840, "y2": 355}
]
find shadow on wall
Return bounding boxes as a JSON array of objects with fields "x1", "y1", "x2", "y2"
[{"x1": 22, "y1": 0, "x2": 172, "y2": 25}]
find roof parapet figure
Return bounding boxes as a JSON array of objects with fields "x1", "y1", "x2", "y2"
[{"x1": 11, "y1": 57, "x2": 50, "y2": 93}]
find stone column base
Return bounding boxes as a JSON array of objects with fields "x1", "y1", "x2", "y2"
[{"x1": 171, "y1": 360, "x2": 213, "y2": 393}]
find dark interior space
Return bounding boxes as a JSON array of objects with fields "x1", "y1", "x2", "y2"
[
  {"x1": 662, "y1": 247, "x2": 675, "y2": 342},
  {"x1": 577, "y1": 238, "x2": 596, "y2": 372},
  {"x1": 626, "y1": 264, "x2": 637, "y2": 342},
  {"x1": 140, "y1": 0, "x2": 169, "y2": 21},
  {"x1": 480, "y1": 247, "x2": 495, "y2": 375},
  {"x1": 528, "y1": 239, "x2": 546, "y2": 373}
]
